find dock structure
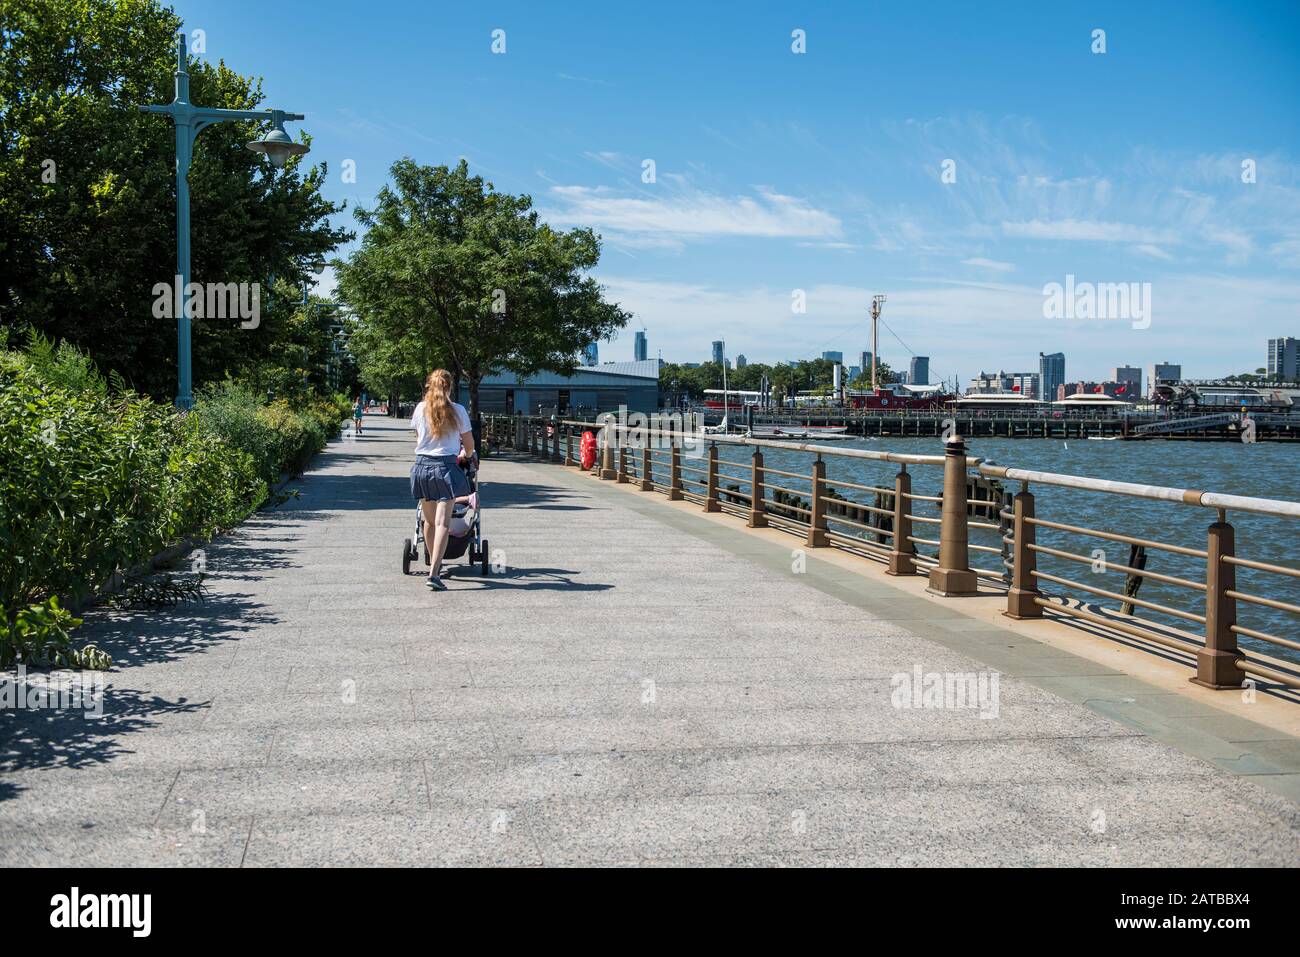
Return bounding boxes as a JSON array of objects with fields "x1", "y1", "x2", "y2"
[
  {"x1": 3, "y1": 416, "x2": 1299, "y2": 867},
  {"x1": 722, "y1": 410, "x2": 1300, "y2": 441}
]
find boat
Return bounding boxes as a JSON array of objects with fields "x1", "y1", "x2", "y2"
[{"x1": 748, "y1": 425, "x2": 857, "y2": 441}]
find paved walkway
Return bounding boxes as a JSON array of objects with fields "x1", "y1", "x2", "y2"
[{"x1": 2, "y1": 416, "x2": 1298, "y2": 865}]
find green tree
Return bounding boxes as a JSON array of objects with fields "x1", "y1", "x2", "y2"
[
  {"x1": 0, "y1": 0, "x2": 350, "y2": 397},
  {"x1": 336, "y1": 158, "x2": 629, "y2": 421},
  {"x1": 346, "y1": 318, "x2": 428, "y2": 408}
]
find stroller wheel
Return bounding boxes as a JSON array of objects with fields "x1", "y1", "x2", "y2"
[
  {"x1": 480, "y1": 539, "x2": 490, "y2": 576},
  {"x1": 402, "y1": 538, "x2": 413, "y2": 576}
]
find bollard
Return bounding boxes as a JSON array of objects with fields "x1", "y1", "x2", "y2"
[
  {"x1": 1004, "y1": 486, "x2": 1042, "y2": 617},
  {"x1": 641, "y1": 446, "x2": 653, "y2": 491},
  {"x1": 928, "y1": 435, "x2": 978, "y2": 596},
  {"x1": 748, "y1": 449, "x2": 768, "y2": 528},
  {"x1": 599, "y1": 426, "x2": 616, "y2": 479},
  {"x1": 704, "y1": 443, "x2": 721, "y2": 512},
  {"x1": 1192, "y1": 513, "x2": 1245, "y2": 689},
  {"x1": 668, "y1": 444, "x2": 684, "y2": 500},
  {"x1": 806, "y1": 457, "x2": 828, "y2": 547},
  {"x1": 886, "y1": 466, "x2": 915, "y2": 576}
]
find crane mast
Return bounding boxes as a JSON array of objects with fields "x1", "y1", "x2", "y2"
[{"x1": 870, "y1": 294, "x2": 886, "y2": 392}]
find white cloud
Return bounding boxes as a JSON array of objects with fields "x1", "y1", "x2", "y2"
[
  {"x1": 543, "y1": 185, "x2": 842, "y2": 242},
  {"x1": 1131, "y1": 244, "x2": 1174, "y2": 262},
  {"x1": 961, "y1": 257, "x2": 1016, "y2": 272},
  {"x1": 1001, "y1": 219, "x2": 1181, "y2": 245}
]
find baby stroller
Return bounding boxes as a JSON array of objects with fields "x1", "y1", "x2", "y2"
[{"x1": 402, "y1": 459, "x2": 490, "y2": 577}]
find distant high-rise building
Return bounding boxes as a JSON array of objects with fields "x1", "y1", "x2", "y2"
[
  {"x1": 711, "y1": 340, "x2": 725, "y2": 365},
  {"x1": 822, "y1": 350, "x2": 843, "y2": 364},
  {"x1": 735, "y1": 354, "x2": 748, "y2": 369},
  {"x1": 896, "y1": 371, "x2": 910, "y2": 385},
  {"x1": 1268, "y1": 337, "x2": 1299, "y2": 379},
  {"x1": 634, "y1": 330, "x2": 648, "y2": 362},
  {"x1": 909, "y1": 356, "x2": 930, "y2": 386},
  {"x1": 859, "y1": 351, "x2": 872, "y2": 371},
  {"x1": 971, "y1": 370, "x2": 1039, "y2": 396},
  {"x1": 1038, "y1": 352, "x2": 1065, "y2": 402},
  {"x1": 847, "y1": 365, "x2": 861, "y2": 381},
  {"x1": 1147, "y1": 361, "x2": 1182, "y2": 396},
  {"x1": 582, "y1": 341, "x2": 599, "y2": 366},
  {"x1": 1112, "y1": 365, "x2": 1142, "y2": 395}
]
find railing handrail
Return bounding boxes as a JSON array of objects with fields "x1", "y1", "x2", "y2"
[
  {"x1": 557, "y1": 417, "x2": 959, "y2": 467},
  {"x1": 502, "y1": 414, "x2": 1300, "y2": 521},
  {"x1": 980, "y1": 463, "x2": 1300, "y2": 520}
]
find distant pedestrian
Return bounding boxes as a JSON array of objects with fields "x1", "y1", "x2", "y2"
[{"x1": 353, "y1": 395, "x2": 365, "y2": 435}]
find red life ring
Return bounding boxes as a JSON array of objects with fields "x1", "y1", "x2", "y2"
[{"x1": 580, "y1": 431, "x2": 598, "y2": 470}]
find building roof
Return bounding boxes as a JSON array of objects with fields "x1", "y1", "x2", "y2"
[{"x1": 480, "y1": 359, "x2": 660, "y2": 387}]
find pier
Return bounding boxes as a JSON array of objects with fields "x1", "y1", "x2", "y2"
[
  {"x1": 8, "y1": 414, "x2": 1297, "y2": 866},
  {"x1": 705, "y1": 409, "x2": 1300, "y2": 441}
]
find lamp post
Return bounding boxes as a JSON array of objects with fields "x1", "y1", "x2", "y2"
[{"x1": 139, "y1": 30, "x2": 309, "y2": 409}]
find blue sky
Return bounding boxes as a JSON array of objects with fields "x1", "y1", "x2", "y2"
[{"x1": 173, "y1": 0, "x2": 1300, "y2": 385}]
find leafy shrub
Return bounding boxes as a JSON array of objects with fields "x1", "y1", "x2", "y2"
[
  {"x1": 0, "y1": 597, "x2": 108, "y2": 670},
  {"x1": 0, "y1": 358, "x2": 267, "y2": 666},
  {"x1": 257, "y1": 399, "x2": 325, "y2": 478},
  {"x1": 0, "y1": 337, "x2": 342, "y2": 669}
]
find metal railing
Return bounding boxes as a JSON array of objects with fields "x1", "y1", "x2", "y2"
[{"x1": 485, "y1": 413, "x2": 1300, "y2": 694}]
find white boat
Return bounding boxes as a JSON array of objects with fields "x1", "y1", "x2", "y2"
[{"x1": 748, "y1": 425, "x2": 855, "y2": 441}]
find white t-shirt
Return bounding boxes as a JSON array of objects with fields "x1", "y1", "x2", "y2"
[{"x1": 410, "y1": 400, "x2": 472, "y2": 458}]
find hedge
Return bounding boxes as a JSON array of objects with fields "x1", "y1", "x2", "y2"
[{"x1": 0, "y1": 340, "x2": 349, "y2": 669}]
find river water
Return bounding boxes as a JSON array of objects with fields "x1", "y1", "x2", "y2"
[{"x1": 697, "y1": 435, "x2": 1299, "y2": 666}]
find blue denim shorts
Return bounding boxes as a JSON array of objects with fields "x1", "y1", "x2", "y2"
[{"x1": 410, "y1": 455, "x2": 470, "y2": 502}]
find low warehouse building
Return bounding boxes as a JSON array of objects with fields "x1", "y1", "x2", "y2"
[{"x1": 462, "y1": 360, "x2": 661, "y2": 417}]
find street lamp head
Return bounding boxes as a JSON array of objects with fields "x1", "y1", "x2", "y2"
[{"x1": 246, "y1": 123, "x2": 309, "y2": 168}]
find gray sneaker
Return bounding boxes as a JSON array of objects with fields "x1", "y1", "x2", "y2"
[{"x1": 425, "y1": 576, "x2": 446, "y2": 591}]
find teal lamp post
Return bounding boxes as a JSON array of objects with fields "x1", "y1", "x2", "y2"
[{"x1": 140, "y1": 30, "x2": 309, "y2": 409}]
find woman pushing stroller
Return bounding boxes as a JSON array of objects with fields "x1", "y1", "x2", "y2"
[{"x1": 409, "y1": 369, "x2": 476, "y2": 591}]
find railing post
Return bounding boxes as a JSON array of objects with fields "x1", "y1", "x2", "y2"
[
  {"x1": 640, "y1": 446, "x2": 653, "y2": 491},
  {"x1": 928, "y1": 435, "x2": 978, "y2": 596},
  {"x1": 549, "y1": 424, "x2": 560, "y2": 462},
  {"x1": 565, "y1": 426, "x2": 576, "y2": 467},
  {"x1": 886, "y1": 465, "x2": 915, "y2": 576},
  {"x1": 747, "y1": 449, "x2": 768, "y2": 528},
  {"x1": 704, "y1": 443, "x2": 721, "y2": 512},
  {"x1": 514, "y1": 412, "x2": 525, "y2": 452},
  {"x1": 617, "y1": 441, "x2": 630, "y2": 483},
  {"x1": 668, "y1": 443, "x2": 684, "y2": 500},
  {"x1": 599, "y1": 421, "x2": 616, "y2": 479},
  {"x1": 1193, "y1": 512, "x2": 1245, "y2": 689},
  {"x1": 1004, "y1": 485, "x2": 1042, "y2": 617},
  {"x1": 806, "y1": 456, "x2": 828, "y2": 547}
]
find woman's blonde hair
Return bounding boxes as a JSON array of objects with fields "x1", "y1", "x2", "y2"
[{"x1": 423, "y1": 369, "x2": 456, "y2": 434}]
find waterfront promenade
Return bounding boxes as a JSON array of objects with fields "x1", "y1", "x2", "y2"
[{"x1": 2, "y1": 417, "x2": 1298, "y2": 866}]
